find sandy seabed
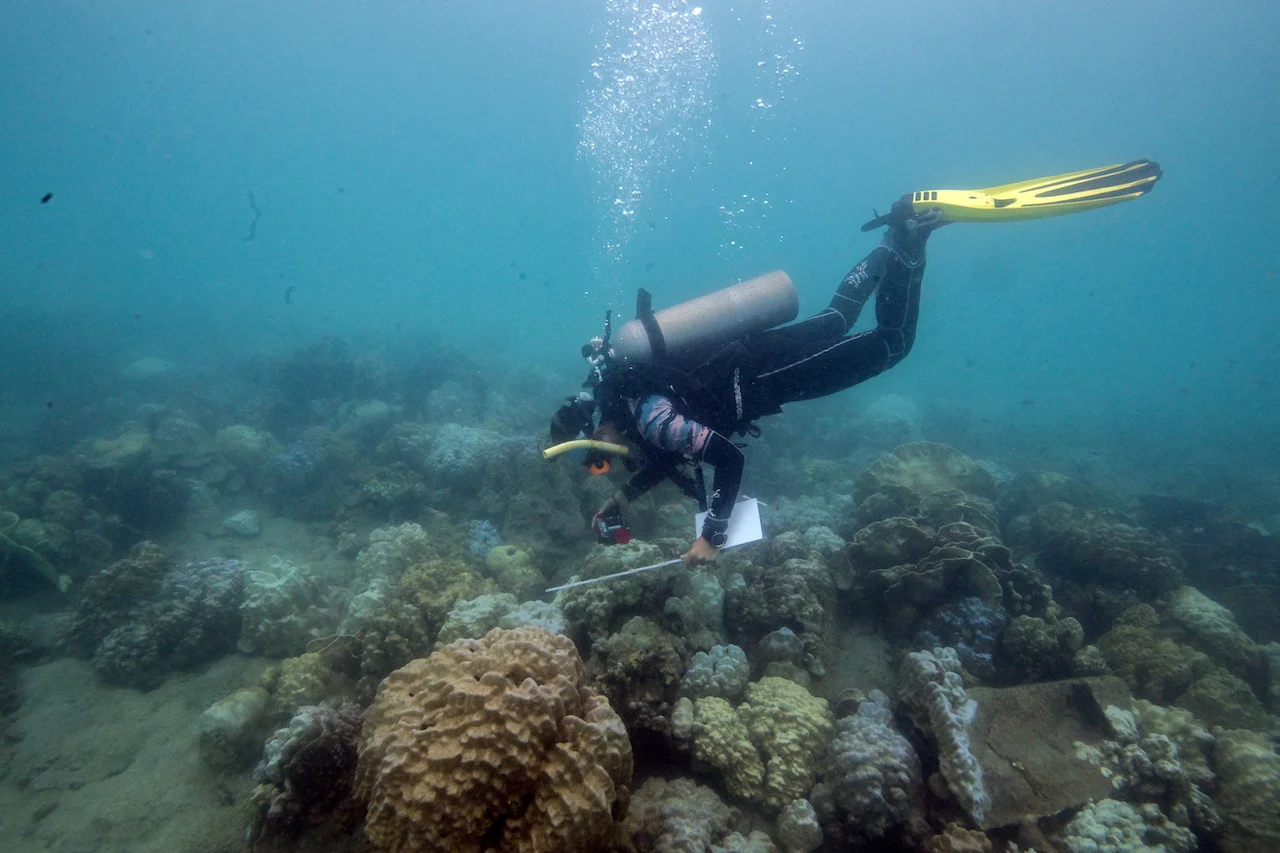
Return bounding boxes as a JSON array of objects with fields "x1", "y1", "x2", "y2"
[{"x1": 1, "y1": 654, "x2": 268, "y2": 853}]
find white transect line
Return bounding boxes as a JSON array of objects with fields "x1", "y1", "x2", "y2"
[{"x1": 545, "y1": 559, "x2": 684, "y2": 593}]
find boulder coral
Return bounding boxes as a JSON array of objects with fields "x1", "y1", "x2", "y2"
[
  {"x1": 621, "y1": 776, "x2": 740, "y2": 853},
  {"x1": 810, "y1": 691, "x2": 925, "y2": 847},
  {"x1": 1214, "y1": 728, "x2": 1280, "y2": 853},
  {"x1": 725, "y1": 556, "x2": 836, "y2": 677},
  {"x1": 737, "y1": 676, "x2": 834, "y2": 813},
  {"x1": 588, "y1": 616, "x2": 687, "y2": 738},
  {"x1": 355, "y1": 626, "x2": 632, "y2": 853},
  {"x1": 854, "y1": 442, "x2": 998, "y2": 504},
  {"x1": 251, "y1": 701, "x2": 365, "y2": 841},
  {"x1": 237, "y1": 557, "x2": 337, "y2": 657},
  {"x1": 1030, "y1": 503, "x2": 1185, "y2": 597}
]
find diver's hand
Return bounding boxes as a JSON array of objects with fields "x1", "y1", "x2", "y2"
[
  {"x1": 682, "y1": 537, "x2": 719, "y2": 566},
  {"x1": 591, "y1": 492, "x2": 624, "y2": 528}
]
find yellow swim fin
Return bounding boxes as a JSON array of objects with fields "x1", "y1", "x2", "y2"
[{"x1": 862, "y1": 159, "x2": 1162, "y2": 230}]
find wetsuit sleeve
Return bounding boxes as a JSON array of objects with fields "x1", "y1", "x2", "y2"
[
  {"x1": 619, "y1": 464, "x2": 668, "y2": 503},
  {"x1": 631, "y1": 395, "x2": 744, "y2": 543},
  {"x1": 826, "y1": 254, "x2": 882, "y2": 331},
  {"x1": 698, "y1": 432, "x2": 744, "y2": 544}
]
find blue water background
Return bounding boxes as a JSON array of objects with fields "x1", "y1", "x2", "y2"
[{"x1": 1, "y1": 0, "x2": 1277, "y2": 483}]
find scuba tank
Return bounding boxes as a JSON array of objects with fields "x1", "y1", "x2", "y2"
[{"x1": 610, "y1": 271, "x2": 797, "y2": 367}]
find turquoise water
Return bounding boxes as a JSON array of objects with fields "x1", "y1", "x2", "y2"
[
  {"x1": 2, "y1": 2, "x2": 1279, "y2": 851},
  {"x1": 3, "y1": 2, "x2": 1275, "y2": 469}
]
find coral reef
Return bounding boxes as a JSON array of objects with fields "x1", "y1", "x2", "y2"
[
  {"x1": 775, "y1": 798, "x2": 822, "y2": 853},
  {"x1": 260, "y1": 429, "x2": 358, "y2": 519},
  {"x1": 589, "y1": 616, "x2": 687, "y2": 738},
  {"x1": 664, "y1": 569, "x2": 727, "y2": 651},
  {"x1": 622, "y1": 776, "x2": 740, "y2": 853},
  {"x1": 915, "y1": 596, "x2": 1009, "y2": 682},
  {"x1": 847, "y1": 515, "x2": 935, "y2": 574},
  {"x1": 559, "y1": 541, "x2": 678, "y2": 643},
  {"x1": 995, "y1": 613, "x2": 1084, "y2": 683},
  {"x1": 1080, "y1": 701, "x2": 1222, "y2": 837},
  {"x1": 74, "y1": 550, "x2": 245, "y2": 688},
  {"x1": 484, "y1": 543, "x2": 545, "y2": 600},
  {"x1": 397, "y1": 555, "x2": 495, "y2": 630},
  {"x1": 690, "y1": 696, "x2": 766, "y2": 802},
  {"x1": 725, "y1": 555, "x2": 835, "y2": 677},
  {"x1": 854, "y1": 442, "x2": 998, "y2": 503},
  {"x1": 865, "y1": 521, "x2": 1008, "y2": 637},
  {"x1": 436, "y1": 592, "x2": 520, "y2": 644},
  {"x1": 0, "y1": 509, "x2": 72, "y2": 592},
  {"x1": 1163, "y1": 585, "x2": 1264, "y2": 683},
  {"x1": 736, "y1": 676, "x2": 833, "y2": 812},
  {"x1": 338, "y1": 578, "x2": 435, "y2": 703},
  {"x1": 237, "y1": 557, "x2": 338, "y2": 657},
  {"x1": 1176, "y1": 669, "x2": 1272, "y2": 730},
  {"x1": 251, "y1": 701, "x2": 364, "y2": 842},
  {"x1": 1031, "y1": 502, "x2": 1185, "y2": 598},
  {"x1": 355, "y1": 521, "x2": 438, "y2": 583},
  {"x1": 682, "y1": 644, "x2": 751, "y2": 702},
  {"x1": 1213, "y1": 728, "x2": 1280, "y2": 853},
  {"x1": 355, "y1": 626, "x2": 632, "y2": 853},
  {"x1": 214, "y1": 424, "x2": 281, "y2": 478},
  {"x1": 810, "y1": 690, "x2": 925, "y2": 847},
  {"x1": 1097, "y1": 618, "x2": 1212, "y2": 705},
  {"x1": 924, "y1": 822, "x2": 992, "y2": 853},
  {"x1": 1058, "y1": 798, "x2": 1195, "y2": 853},
  {"x1": 899, "y1": 648, "x2": 989, "y2": 825},
  {"x1": 68, "y1": 541, "x2": 170, "y2": 652}
]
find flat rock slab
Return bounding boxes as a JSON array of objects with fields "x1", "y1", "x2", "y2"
[{"x1": 969, "y1": 676, "x2": 1130, "y2": 830}]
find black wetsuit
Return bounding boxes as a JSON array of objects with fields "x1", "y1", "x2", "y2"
[{"x1": 605, "y1": 222, "x2": 933, "y2": 544}]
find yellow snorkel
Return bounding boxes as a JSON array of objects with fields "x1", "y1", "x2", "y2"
[{"x1": 542, "y1": 439, "x2": 630, "y2": 475}]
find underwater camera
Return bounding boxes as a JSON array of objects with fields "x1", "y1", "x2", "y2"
[{"x1": 594, "y1": 504, "x2": 631, "y2": 545}]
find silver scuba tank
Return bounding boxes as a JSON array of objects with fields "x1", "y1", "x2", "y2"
[{"x1": 610, "y1": 270, "x2": 797, "y2": 366}]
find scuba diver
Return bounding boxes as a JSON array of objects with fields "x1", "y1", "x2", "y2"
[{"x1": 548, "y1": 160, "x2": 1162, "y2": 566}]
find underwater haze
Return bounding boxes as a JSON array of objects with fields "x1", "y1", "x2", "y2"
[
  {"x1": 0, "y1": 1, "x2": 1275, "y2": 482},
  {"x1": 2, "y1": 1, "x2": 1280, "y2": 852}
]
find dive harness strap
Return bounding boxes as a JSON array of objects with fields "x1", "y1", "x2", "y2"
[{"x1": 635, "y1": 288, "x2": 668, "y2": 363}]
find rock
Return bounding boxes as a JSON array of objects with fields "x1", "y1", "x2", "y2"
[
  {"x1": 221, "y1": 509, "x2": 261, "y2": 538},
  {"x1": 199, "y1": 686, "x2": 270, "y2": 770},
  {"x1": 966, "y1": 676, "x2": 1130, "y2": 830}
]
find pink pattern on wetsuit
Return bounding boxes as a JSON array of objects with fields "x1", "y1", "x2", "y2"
[{"x1": 629, "y1": 394, "x2": 711, "y2": 457}]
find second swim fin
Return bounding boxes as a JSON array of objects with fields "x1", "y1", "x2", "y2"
[{"x1": 862, "y1": 159, "x2": 1162, "y2": 231}]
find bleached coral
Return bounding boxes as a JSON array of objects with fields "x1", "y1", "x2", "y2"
[
  {"x1": 238, "y1": 557, "x2": 337, "y2": 657},
  {"x1": 1058, "y1": 798, "x2": 1194, "y2": 853},
  {"x1": 355, "y1": 522, "x2": 436, "y2": 583},
  {"x1": 682, "y1": 644, "x2": 751, "y2": 702},
  {"x1": 899, "y1": 647, "x2": 990, "y2": 825}
]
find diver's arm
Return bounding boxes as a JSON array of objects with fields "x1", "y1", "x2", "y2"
[
  {"x1": 696, "y1": 432, "x2": 744, "y2": 546},
  {"x1": 618, "y1": 464, "x2": 669, "y2": 504}
]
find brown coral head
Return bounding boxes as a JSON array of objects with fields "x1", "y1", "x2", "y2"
[{"x1": 356, "y1": 626, "x2": 633, "y2": 853}]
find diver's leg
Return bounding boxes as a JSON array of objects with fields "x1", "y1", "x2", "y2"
[{"x1": 747, "y1": 220, "x2": 932, "y2": 408}]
